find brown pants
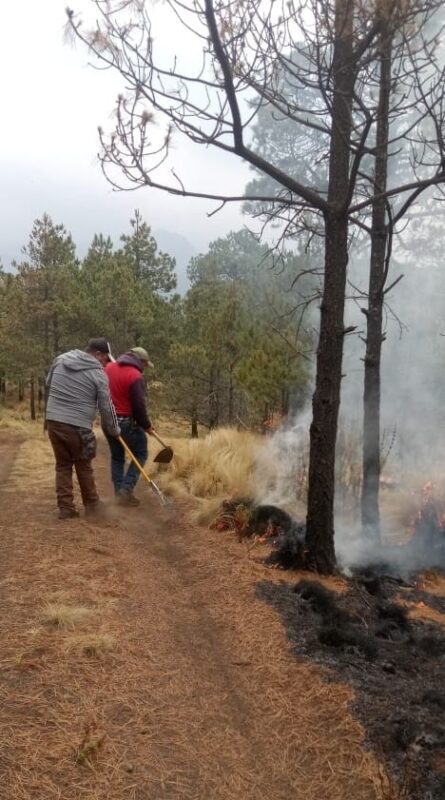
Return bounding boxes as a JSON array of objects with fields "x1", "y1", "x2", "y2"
[{"x1": 47, "y1": 421, "x2": 99, "y2": 512}]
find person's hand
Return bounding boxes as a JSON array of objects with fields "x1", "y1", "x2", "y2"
[{"x1": 147, "y1": 426, "x2": 155, "y2": 435}]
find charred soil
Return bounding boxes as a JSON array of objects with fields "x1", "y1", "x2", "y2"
[{"x1": 256, "y1": 572, "x2": 445, "y2": 800}]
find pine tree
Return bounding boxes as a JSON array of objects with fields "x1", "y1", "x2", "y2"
[{"x1": 120, "y1": 210, "x2": 177, "y2": 294}]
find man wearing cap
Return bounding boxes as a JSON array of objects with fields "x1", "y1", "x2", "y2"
[
  {"x1": 105, "y1": 346, "x2": 154, "y2": 506},
  {"x1": 45, "y1": 338, "x2": 121, "y2": 519}
]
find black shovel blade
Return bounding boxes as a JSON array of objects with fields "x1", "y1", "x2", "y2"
[{"x1": 153, "y1": 446, "x2": 174, "y2": 464}]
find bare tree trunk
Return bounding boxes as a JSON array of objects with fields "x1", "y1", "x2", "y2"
[
  {"x1": 361, "y1": 37, "x2": 392, "y2": 542},
  {"x1": 44, "y1": 320, "x2": 50, "y2": 367},
  {"x1": 228, "y1": 364, "x2": 234, "y2": 425},
  {"x1": 281, "y1": 386, "x2": 289, "y2": 417},
  {"x1": 305, "y1": 0, "x2": 355, "y2": 574},
  {"x1": 38, "y1": 378, "x2": 43, "y2": 412},
  {"x1": 18, "y1": 379, "x2": 25, "y2": 403},
  {"x1": 30, "y1": 373, "x2": 36, "y2": 421},
  {"x1": 191, "y1": 402, "x2": 198, "y2": 438}
]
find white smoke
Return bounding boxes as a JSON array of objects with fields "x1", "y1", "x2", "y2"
[{"x1": 253, "y1": 410, "x2": 311, "y2": 509}]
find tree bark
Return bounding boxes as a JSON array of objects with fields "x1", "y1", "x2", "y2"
[
  {"x1": 191, "y1": 402, "x2": 198, "y2": 438},
  {"x1": 281, "y1": 386, "x2": 289, "y2": 417},
  {"x1": 38, "y1": 378, "x2": 43, "y2": 412},
  {"x1": 305, "y1": 0, "x2": 355, "y2": 574},
  {"x1": 30, "y1": 373, "x2": 36, "y2": 421},
  {"x1": 361, "y1": 36, "x2": 392, "y2": 542},
  {"x1": 228, "y1": 364, "x2": 234, "y2": 425}
]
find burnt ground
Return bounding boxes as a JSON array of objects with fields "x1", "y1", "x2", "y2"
[{"x1": 256, "y1": 573, "x2": 445, "y2": 800}]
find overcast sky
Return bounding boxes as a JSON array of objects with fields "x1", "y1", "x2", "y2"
[{"x1": 0, "y1": 0, "x2": 251, "y2": 268}]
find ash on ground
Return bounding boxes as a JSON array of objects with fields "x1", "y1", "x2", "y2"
[{"x1": 256, "y1": 573, "x2": 445, "y2": 800}]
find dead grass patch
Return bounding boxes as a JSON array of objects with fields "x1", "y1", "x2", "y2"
[
  {"x1": 40, "y1": 602, "x2": 95, "y2": 629},
  {"x1": 6, "y1": 438, "x2": 54, "y2": 493},
  {"x1": 406, "y1": 604, "x2": 445, "y2": 626},
  {"x1": 63, "y1": 632, "x2": 116, "y2": 658},
  {"x1": 153, "y1": 427, "x2": 261, "y2": 498},
  {"x1": 187, "y1": 496, "x2": 224, "y2": 526},
  {"x1": 0, "y1": 407, "x2": 43, "y2": 436},
  {"x1": 75, "y1": 723, "x2": 106, "y2": 765}
]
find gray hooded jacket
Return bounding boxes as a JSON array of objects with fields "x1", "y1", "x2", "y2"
[{"x1": 45, "y1": 349, "x2": 120, "y2": 435}]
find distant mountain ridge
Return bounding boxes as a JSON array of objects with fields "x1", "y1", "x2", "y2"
[{"x1": 154, "y1": 229, "x2": 198, "y2": 295}]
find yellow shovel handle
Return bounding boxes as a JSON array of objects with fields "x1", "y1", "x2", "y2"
[{"x1": 118, "y1": 435, "x2": 155, "y2": 489}]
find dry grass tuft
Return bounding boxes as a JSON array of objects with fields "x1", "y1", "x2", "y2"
[
  {"x1": 63, "y1": 632, "x2": 115, "y2": 658},
  {"x1": 74, "y1": 724, "x2": 106, "y2": 765},
  {"x1": 187, "y1": 496, "x2": 225, "y2": 526},
  {"x1": 153, "y1": 427, "x2": 261, "y2": 503},
  {"x1": 41, "y1": 602, "x2": 95, "y2": 629}
]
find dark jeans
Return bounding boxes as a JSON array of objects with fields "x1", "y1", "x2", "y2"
[
  {"x1": 106, "y1": 419, "x2": 148, "y2": 494},
  {"x1": 47, "y1": 421, "x2": 99, "y2": 512}
]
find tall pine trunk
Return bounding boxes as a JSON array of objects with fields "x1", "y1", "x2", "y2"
[
  {"x1": 361, "y1": 37, "x2": 392, "y2": 541},
  {"x1": 30, "y1": 373, "x2": 36, "y2": 421},
  {"x1": 191, "y1": 402, "x2": 198, "y2": 438},
  {"x1": 38, "y1": 377, "x2": 44, "y2": 412},
  {"x1": 228, "y1": 364, "x2": 235, "y2": 425},
  {"x1": 305, "y1": 0, "x2": 355, "y2": 574},
  {"x1": 281, "y1": 386, "x2": 289, "y2": 417}
]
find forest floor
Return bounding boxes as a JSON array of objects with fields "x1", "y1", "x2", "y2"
[{"x1": 0, "y1": 423, "x2": 433, "y2": 800}]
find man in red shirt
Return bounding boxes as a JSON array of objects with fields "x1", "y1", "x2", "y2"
[{"x1": 105, "y1": 346, "x2": 154, "y2": 505}]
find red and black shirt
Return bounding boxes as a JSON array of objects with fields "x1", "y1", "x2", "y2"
[{"x1": 106, "y1": 354, "x2": 151, "y2": 431}]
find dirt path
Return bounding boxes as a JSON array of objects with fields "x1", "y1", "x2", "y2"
[{"x1": 0, "y1": 431, "x2": 395, "y2": 800}]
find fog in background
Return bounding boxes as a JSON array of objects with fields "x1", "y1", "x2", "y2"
[
  {"x1": 0, "y1": 1, "x2": 250, "y2": 273},
  {"x1": 340, "y1": 195, "x2": 445, "y2": 477}
]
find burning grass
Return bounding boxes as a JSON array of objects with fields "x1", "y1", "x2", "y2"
[{"x1": 151, "y1": 423, "x2": 407, "y2": 537}]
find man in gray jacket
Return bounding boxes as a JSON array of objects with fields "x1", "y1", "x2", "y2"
[{"x1": 45, "y1": 338, "x2": 120, "y2": 519}]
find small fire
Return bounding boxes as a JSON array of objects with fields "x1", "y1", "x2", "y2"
[{"x1": 410, "y1": 480, "x2": 445, "y2": 541}]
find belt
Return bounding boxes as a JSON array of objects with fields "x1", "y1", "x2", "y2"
[{"x1": 117, "y1": 415, "x2": 132, "y2": 421}]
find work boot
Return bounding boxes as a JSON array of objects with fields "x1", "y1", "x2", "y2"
[
  {"x1": 58, "y1": 508, "x2": 80, "y2": 520},
  {"x1": 116, "y1": 490, "x2": 140, "y2": 507}
]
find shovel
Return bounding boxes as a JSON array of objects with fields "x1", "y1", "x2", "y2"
[
  {"x1": 151, "y1": 430, "x2": 174, "y2": 464},
  {"x1": 118, "y1": 436, "x2": 173, "y2": 507}
]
